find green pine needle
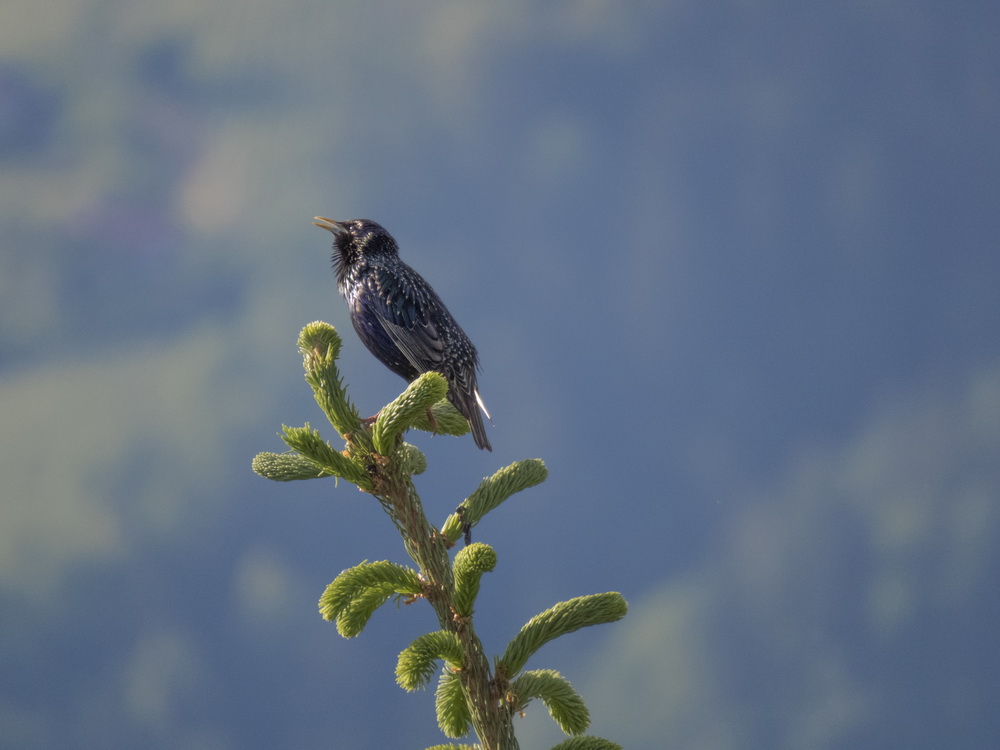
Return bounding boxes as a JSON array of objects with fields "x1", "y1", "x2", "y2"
[
  {"x1": 511, "y1": 669, "x2": 589, "y2": 735},
  {"x1": 298, "y1": 321, "x2": 362, "y2": 437},
  {"x1": 280, "y1": 424, "x2": 372, "y2": 489},
  {"x1": 251, "y1": 451, "x2": 325, "y2": 481},
  {"x1": 498, "y1": 593, "x2": 628, "y2": 677},
  {"x1": 411, "y1": 398, "x2": 473, "y2": 437},
  {"x1": 442, "y1": 459, "x2": 548, "y2": 543},
  {"x1": 319, "y1": 561, "x2": 423, "y2": 637},
  {"x1": 396, "y1": 631, "x2": 465, "y2": 692},
  {"x1": 435, "y1": 669, "x2": 472, "y2": 738},
  {"x1": 548, "y1": 738, "x2": 622, "y2": 750},
  {"x1": 452, "y1": 543, "x2": 497, "y2": 617},
  {"x1": 373, "y1": 372, "x2": 449, "y2": 453}
]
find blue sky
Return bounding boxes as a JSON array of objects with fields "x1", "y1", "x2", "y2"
[{"x1": 2, "y1": 2, "x2": 999, "y2": 748}]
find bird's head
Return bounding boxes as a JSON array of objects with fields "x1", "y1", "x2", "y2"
[{"x1": 314, "y1": 217, "x2": 399, "y2": 284}]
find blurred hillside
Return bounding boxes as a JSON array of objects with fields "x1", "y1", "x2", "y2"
[{"x1": 1, "y1": 1, "x2": 998, "y2": 748}]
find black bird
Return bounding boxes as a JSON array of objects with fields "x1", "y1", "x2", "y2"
[{"x1": 314, "y1": 217, "x2": 492, "y2": 451}]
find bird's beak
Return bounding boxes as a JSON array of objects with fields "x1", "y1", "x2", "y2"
[{"x1": 313, "y1": 216, "x2": 345, "y2": 234}]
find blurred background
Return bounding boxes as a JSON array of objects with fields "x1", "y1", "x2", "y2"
[{"x1": 2, "y1": 1, "x2": 999, "y2": 748}]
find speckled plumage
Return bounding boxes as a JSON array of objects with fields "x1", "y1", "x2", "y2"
[{"x1": 313, "y1": 217, "x2": 492, "y2": 451}]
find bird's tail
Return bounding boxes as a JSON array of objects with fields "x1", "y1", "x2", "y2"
[
  {"x1": 468, "y1": 403, "x2": 492, "y2": 451},
  {"x1": 451, "y1": 387, "x2": 492, "y2": 451}
]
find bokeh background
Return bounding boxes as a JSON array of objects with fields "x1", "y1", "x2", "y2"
[{"x1": 3, "y1": 2, "x2": 999, "y2": 748}]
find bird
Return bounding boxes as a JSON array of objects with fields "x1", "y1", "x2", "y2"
[{"x1": 313, "y1": 217, "x2": 492, "y2": 451}]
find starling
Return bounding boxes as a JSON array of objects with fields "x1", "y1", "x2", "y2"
[{"x1": 313, "y1": 217, "x2": 492, "y2": 451}]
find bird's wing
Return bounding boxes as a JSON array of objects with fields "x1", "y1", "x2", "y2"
[{"x1": 360, "y1": 268, "x2": 447, "y2": 374}]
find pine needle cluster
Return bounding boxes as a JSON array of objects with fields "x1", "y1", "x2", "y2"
[{"x1": 253, "y1": 322, "x2": 626, "y2": 750}]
